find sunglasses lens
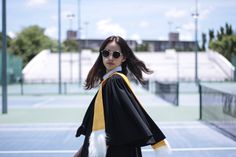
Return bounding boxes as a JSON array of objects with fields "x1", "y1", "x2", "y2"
[
  {"x1": 101, "y1": 50, "x2": 109, "y2": 57},
  {"x1": 113, "y1": 51, "x2": 121, "y2": 58},
  {"x1": 101, "y1": 50, "x2": 121, "y2": 58}
]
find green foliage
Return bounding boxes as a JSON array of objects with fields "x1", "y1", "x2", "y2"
[
  {"x1": 62, "y1": 39, "x2": 78, "y2": 52},
  {"x1": 217, "y1": 30, "x2": 223, "y2": 41},
  {"x1": 135, "y1": 43, "x2": 148, "y2": 51},
  {"x1": 208, "y1": 23, "x2": 236, "y2": 61},
  {"x1": 201, "y1": 33, "x2": 207, "y2": 51},
  {"x1": 208, "y1": 29, "x2": 214, "y2": 48},
  {"x1": 50, "y1": 39, "x2": 59, "y2": 52},
  {"x1": 210, "y1": 35, "x2": 236, "y2": 60},
  {"x1": 10, "y1": 25, "x2": 54, "y2": 66},
  {"x1": 0, "y1": 32, "x2": 12, "y2": 49},
  {"x1": 225, "y1": 23, "x2": 233, "y2": 35}
]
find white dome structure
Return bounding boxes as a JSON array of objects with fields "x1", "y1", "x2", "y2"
[{"x1": 22, "y1": 49, "x2": 235, "y2": 83}]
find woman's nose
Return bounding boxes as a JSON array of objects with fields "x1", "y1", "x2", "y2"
[{"x1": 108, "y1": 54, "x2": 114, "y2": 60}]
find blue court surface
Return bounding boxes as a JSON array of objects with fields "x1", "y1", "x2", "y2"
[
  {"x1": 0, "y1": 83, "x2": 236, "y2": 157},
  {"x1": 0, "y1": 122, "x2": 236, "y2": 157}
]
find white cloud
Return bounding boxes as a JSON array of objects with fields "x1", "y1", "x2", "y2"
[
  {"x1": 45, "y1": 26, "x2": 57, "y2": 39},
  {"x1": 199, "y1": 6, "x2": 214, "y2": 19},
  {"x1": 50, "y1": 15, "x2": 57, "y2": 22},
  {"x1": 26, "y1": 0, "x2": 47, "y2": 7},
  {"x1": 182, "y1": 22, "x2": 195, "y2": 31},
  {"x1": 157, "y1": 36, "x2": 167, "y2": 40},
  {"x1": 178, "y1": 22, "x2": 195, "y2": 41},
  {"x1": 96, "y1": 19, "x2": 127, "y2": 38},
  {"x1": 8, "y1": 31, "x2": 16, "y2": 39},
  {"x1": 179, "y1": 31, "x2": 194, "y2": 41},
  {"x1": 130, "y1": 33, "x2": 142, "y2": 44},
  {"x1": 139, "y1": 21, "x2": 149, "y2": 28},
  {"x1": 165, "y1": 8, "x2": 187, "y2": 18}
]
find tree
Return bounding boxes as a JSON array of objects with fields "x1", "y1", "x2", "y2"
[
  {"x1": 0, "y1": 32, "x2": 12, "y2": 49},
  {"x1": 208, "y1": 29, "x2": 215, "y2": 49},
  {"x1": 225, "y1": 23, "x2": 233, "y2": 35},
  {"x1": 135, "y1": 43, "x2": 148, "y2": 51},
  {"x1": 209, "y1": 23, "x2": 236, "y2": 61},
  {"x1": 201, "y1": 33, "x2": 207, "y2": 51},
  {"x1": 217, "y1": 30, "x2": 222, "y2": 41},
  {"x1": 220, "y1": 26, "x2": 225, "y2": 36},
  {"x1": 10, "y1": 25, "x2": 54, "y2": 66},
  {"x1": 63, "y1": 39, "x2": 78, "y2": 52}
]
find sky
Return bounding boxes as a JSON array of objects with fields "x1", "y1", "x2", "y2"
[{"x1": 1, "y1": 0, "x2": 236, "y2": 43}]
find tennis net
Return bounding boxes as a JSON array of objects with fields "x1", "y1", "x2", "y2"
[
  {"x1": 199, "y1": 84, "x2": 236, "y2": 139},
  {"x1": 154, "y1": 81, "x2": 179, "y2": 106}
]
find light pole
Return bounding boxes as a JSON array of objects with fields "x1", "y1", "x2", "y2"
[
  {"x1": 176, "y1": 26, "x2": 181, "y2": 82},
  {"x1": 192, "y1": 0, "x2": 199, "y2": 83},
  {"x1": 67, "y1": 13, "x2": 75, "y2": 83},
  {"x1": 168, "y1": 21, "x2": 173, "y2": 49},
  {"x1": 77, "y1": 0, "x2": 82, "y2": 84},
  {"x1": 2, "y1": 0, "x2": 7, "y2": 114},
  {"x1": 58, "y1": 0, "x2": 62, "y2": 94},
  {"x1": 67, "y1": 13, "x2": 75, "y2": 30},
  {"x1": 84, "y1": 21, "x2": 89, "y2": 48}
]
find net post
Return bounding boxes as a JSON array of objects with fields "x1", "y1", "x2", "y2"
[
  {"x1": 20, "y1": 77, "x2": 24, "y2": 95},
  {"x1": 177, "y1": 82, "x2": 179, "y2": 106},
  {"x1": 199, "y1": 83, "x2": 202, "y2": 120},
  {"x1": 64, "y1": 82, "x2": 67, "y2": 94}
]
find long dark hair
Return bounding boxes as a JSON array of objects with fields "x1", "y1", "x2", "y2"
[{"x1": 84, "y1": 36, "x2": 153, "y2": 89}]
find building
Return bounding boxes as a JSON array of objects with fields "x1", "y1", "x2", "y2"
[
  {"x1": 142, "y1": 40, "x2": 195, "y2": 52},
  {"x1": 66, "y1": 31, "x2": 195, "y2": 52},
  {"x1": 66, "y1": 30, "x2": 77, "y2": 40},
  {"x1": 143, "y1": 32, "x2": 195, "y2": 52},
  {"x1": 168, "y1": 32, "x2": 179, "y2": 42},
  {"x1": 77, "y1": 39, "x2": 138, "y2": 51}
]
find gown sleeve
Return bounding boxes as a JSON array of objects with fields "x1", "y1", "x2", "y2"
[
  {"x1": 75, "y1": 93, "x2": 97, "y2": 137},
  {"x1": 103, "y1": 74, "x2": 166, "y2": 147}
]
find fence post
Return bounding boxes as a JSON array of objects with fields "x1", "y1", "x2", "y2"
[
  {"x1": 177, "y1": 82, "x2": 179, "y2": 106},
  {"x1": 64, "y1": 82, "x2": 67, "y2": 94},
  {"x1": 199, "y1": 83, "x2": 202, "y2": 120},
  {"x1": 20, "y1": 78, "x2": 24, "y2": 95}
]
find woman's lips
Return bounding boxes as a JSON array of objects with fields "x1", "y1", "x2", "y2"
[{"x1": 107, "y1": 62, "x2": 114, "y2": 65}]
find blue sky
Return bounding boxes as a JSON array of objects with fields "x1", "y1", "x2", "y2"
[{"x1": 1, "y1": 0, "x2": 236, "y2": 43}]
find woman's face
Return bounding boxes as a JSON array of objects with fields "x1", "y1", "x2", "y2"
[{"x1": 102, "y1": 41, "x2": 126, "y2": 72}]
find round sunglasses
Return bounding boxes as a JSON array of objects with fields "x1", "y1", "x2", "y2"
[{"x1": 100, "y1": 50, "x2": 122, "y2": 59}]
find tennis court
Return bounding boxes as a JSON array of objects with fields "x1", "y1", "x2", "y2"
[{"x1": 0, "y1": 82, "x2": 236, "y2": 157}]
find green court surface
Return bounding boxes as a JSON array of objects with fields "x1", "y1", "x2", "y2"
[{"x1": 0, "y1": 105, "x2": 199, "y2": 124}]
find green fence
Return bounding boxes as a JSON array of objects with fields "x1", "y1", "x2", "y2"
[
  {"x1": 0, "y1": 51, "x2": 23, "y2": 84},
  {"x1": 231, "y1": 55, "x2": 236, "y2": 81}
]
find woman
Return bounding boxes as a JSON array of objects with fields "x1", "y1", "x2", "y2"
[{"x1": 74, "y1": 36, "x2": 170, "y2": 157}]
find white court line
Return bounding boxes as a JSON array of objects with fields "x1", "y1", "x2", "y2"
[
  {"x1": 0, "y1": 124, "x2": 208, "y2": 132},
  {"x1": 144, "y1": 147, "x2": 236, "y2": 152},
  {"x1": 0, "y1": 150, "x2": 75, "y2": 154},
  {"x1": 0, "y1": 121, "x2": 203, "y2": 126},
  {"x1": 1, "y1": 147, "x2": 236, "y2": 154},
  {"x1": 33, "y1": 98, "x2": 55, "y2": 108},
  {"x1": 0, "y1": 123, "x2": 78, "y2": 126},
  {"x1": 0, "y1": 128, "x2": 73, "y2": 131}
]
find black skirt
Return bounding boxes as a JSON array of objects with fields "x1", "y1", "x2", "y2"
[{"x1": 106, "y1": 145, "x2": 142, "y2": 157}]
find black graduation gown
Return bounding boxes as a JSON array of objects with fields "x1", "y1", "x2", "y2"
[{"x1": 76, "y1": 73, "x2": 166, "y2": 157}]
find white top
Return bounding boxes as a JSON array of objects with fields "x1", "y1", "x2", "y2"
[{"x1": 103, "y1": 66, "x2": 122, "y2": 80}]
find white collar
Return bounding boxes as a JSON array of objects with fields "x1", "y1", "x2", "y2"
[{"x1": 103, "y1": 66, "x2": 122, "y2": 80}]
